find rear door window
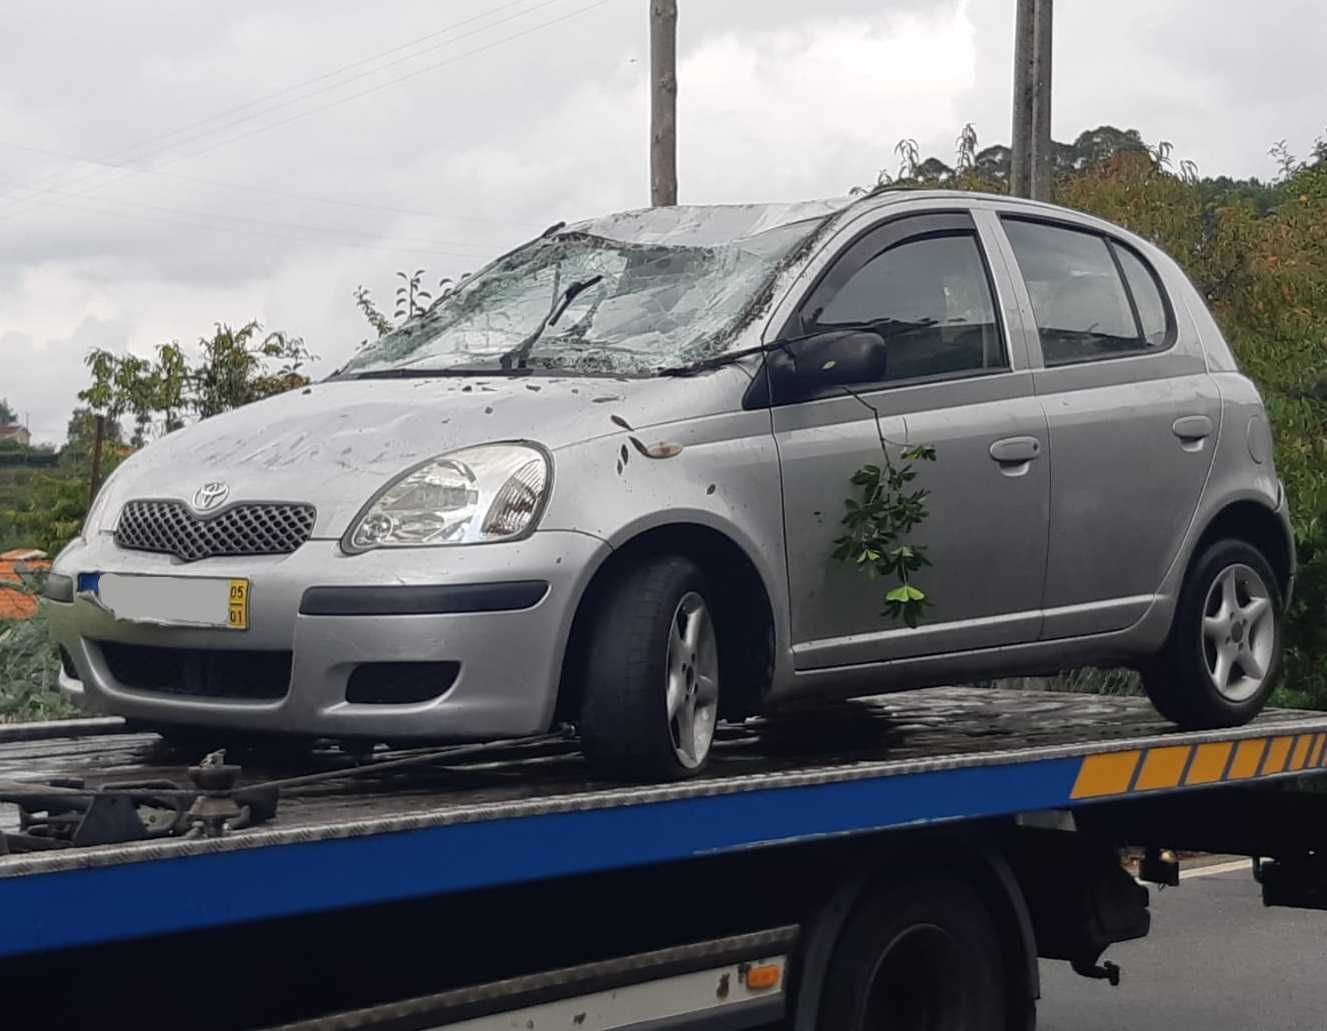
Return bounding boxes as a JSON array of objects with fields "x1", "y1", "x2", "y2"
[{"x1": 1002, "y1": 217, "x2": 1174, "y2": 365}]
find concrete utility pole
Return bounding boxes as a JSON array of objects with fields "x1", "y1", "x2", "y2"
[
  {"x1": 1030, "y1": 0, "x2": 1054, "y2": 201},
  {"x1": 1010, "y1": 0, "x2": 1052, "y2": 200},
  {"x1": 1009, "y1": 0, "x2": 1035, "y2": 198},
  {"x1": 650, "y1": 0, "x2": 678, "y2": 207}
]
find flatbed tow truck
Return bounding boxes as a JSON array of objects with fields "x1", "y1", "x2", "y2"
[{"x1": 4, "y1": 686, "x2": 1327, "y2": 1030}]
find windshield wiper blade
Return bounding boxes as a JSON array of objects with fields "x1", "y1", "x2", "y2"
[
  {"x1": 499, "y1": 275, "x2": 604, "y2": 371},
  {"x1": 548, "y1": 274, "x2": 603, "y2": 327},
  {"x1": 656, "y1": 342, "x2": 774, "y2": 377}
]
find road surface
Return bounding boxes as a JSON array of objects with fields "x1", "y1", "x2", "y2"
[{"x1": 1039, "y1": 863, "x2": 1326, "y2": 1030}]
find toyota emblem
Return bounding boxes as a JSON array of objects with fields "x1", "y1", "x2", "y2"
[{"x1": 192, "y1": 481, "x2": 230, "y2": 512}]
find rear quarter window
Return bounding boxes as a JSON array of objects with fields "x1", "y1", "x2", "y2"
[
  {"x1": 1114, "y1": 244, "x2": 1170, "y2": 348},
  {"x1": 1002, "y1": 217, "x2": 1175, "y2": 366}
]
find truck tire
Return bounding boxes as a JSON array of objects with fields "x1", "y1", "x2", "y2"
[
  {"x1": 817, "y1": 875, "x2": 1005, "y2": 1031},
  {"x1": 1145, "y1": 538, "x2": 1283, "y2": 729},
  {"x1": 579, "y1": 554, "x2": 720, "y2": 781}
]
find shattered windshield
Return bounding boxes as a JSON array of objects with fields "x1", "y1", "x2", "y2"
[{"x1": 341, "y1": 214, "x2": 831, "y2": 377}]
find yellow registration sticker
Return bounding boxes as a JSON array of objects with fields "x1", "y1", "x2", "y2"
[{"x1": 227, "y1": 579, "x2": 250, "y2": 630}]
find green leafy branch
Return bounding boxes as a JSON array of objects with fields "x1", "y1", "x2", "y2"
[{"x1": 831, "y1": 443, "x2": 937, "y2": 628}]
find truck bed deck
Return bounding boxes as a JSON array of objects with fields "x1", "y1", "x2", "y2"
[{"x1": 4, "y1": 686, "x2": 1327, "y2": 960}]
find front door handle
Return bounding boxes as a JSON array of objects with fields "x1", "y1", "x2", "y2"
[
  {"x1": 989, "y1": 436, "x2": 1043, "y2": 464},
  {"x1": 1172, "y1": 415, "x2": 1213, "y2": 441}
]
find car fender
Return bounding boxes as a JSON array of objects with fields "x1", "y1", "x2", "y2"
[{"x1": 542, "y1": 414, "x2": 795, "y2": 686}]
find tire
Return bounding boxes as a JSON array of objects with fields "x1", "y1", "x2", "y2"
[
  {"x1": 1145, "y1": 538, "x2": 1283, "y2": 728},
  {"x1": 818, "y1": 876, "x2": 1005, "y2": 1031},
  {"x1": 579, "y1": 554, "x2": 720, "y2": 781}
]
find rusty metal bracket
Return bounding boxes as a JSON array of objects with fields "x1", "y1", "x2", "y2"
[{"x1": 0, "y1": 756, "x2": 279, "y2": 851}]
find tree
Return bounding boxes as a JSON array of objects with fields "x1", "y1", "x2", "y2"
[
  {"x1": 190, "y1": 322, "x2": 314, "y2": 418},
  {"x1": 80, "y1": 321, "x2": 314, "y2": 435},
  {"x1": 63, "y1": 407, "x2": 123, "y2": 463},
  {"x1": 0, "y1": 398, "x2": 16, "y2": 426}
]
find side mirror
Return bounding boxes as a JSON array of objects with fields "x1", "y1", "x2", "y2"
[{"x1": 766, "y1": 330, "x2": 888, "y2": 403}]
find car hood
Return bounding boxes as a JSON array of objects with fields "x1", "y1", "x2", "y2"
[{"x1": 94, "y1": 371, "x2": 746, "y2": 538}]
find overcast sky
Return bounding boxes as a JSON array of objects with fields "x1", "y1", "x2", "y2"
[{"x1": 1, "y1": 0, "x2": 1322, "y2": 444}]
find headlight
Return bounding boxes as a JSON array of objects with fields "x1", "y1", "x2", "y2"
[{"x1": 343, "y1": 443, "x2": 550, "y2": 552}]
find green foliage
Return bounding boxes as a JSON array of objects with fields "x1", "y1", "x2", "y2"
[
  {"x1": 354, "y1": 285, "x2": 393, "y2": 338},
  {"x1": 394, "y1": 269, "x2": 433, "y2": 322},
  {"x1": 191, "y1": 323, "x2": 315, "y2": 418},
  {"x1": 0, "y1": 442, "x2": 58, "y2": 468},
  {"x1": 353, "y1": 270, "x2": 473, "y2": 344},
  {"x1": 81, "y1": 322, "x2": 315, "y2": 432},
  {"x1": 833, "y1": 444, "x2": 938, "y2": 628},
  {"x1": 0, "y1": 398, "x2": 17, "y2": 425},
  {"x1": 0, "y1": 577, "x2": 77, "y2": 723},
  {"x1": 61, "y1": 406, "x2": 125, "y2": 470},
  {"x1": 0, "y1": 455, "x2": 119, "y2": 557}
]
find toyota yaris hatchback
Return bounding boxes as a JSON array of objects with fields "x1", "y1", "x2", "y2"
[{"x1": 47, "y1": 192, "x2": 1294, "y2": 779}]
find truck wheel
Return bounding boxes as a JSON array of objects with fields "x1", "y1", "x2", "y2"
[
  {"x1": 818, "y1": 876, "x2": 1005, "y2": 1031},
  {"x1": 1145, "y1": 538, "x2": 1283, "y2": 728},
  {"x1": 579, "y1": 554, "x2": 720, "y2": 781}
]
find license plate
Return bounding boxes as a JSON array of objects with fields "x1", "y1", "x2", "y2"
[{"x1": 92, "y1": 573, "x2": 249, "y2": 631}]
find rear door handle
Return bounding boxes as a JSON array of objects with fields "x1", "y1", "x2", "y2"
[
  {"x1": 989, "y1": 436, "x2": 1043, "y2": 464},
  {"x1": 1172, "y1": 415, "x2": 1213, "y2": 441},
  {"x1": 1172, "y1": 415, "x2": 1214, "y2": 452}
]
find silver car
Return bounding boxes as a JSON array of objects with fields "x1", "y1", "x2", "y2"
[{"x1": 46, "y1": 191, "x2": 1294, "y2": 779}]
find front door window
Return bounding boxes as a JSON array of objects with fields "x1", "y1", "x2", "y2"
[{"x1": 792, "y1": 222, "x2": 1007, "y2": 389}]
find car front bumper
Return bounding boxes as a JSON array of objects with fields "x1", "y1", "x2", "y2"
[{"x1": 47, "y1": 531, "x2": 609, "y2": 741}]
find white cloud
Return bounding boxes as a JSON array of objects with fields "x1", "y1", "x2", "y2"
[{"x1": 675, "y1": 9, "x2": 976, "y2": 200}]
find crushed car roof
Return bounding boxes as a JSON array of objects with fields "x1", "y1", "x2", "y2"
[{"x1": 565, "y1": 198, "x2": 855, "y2": 248}]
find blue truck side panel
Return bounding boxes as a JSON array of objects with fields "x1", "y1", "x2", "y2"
[{"x1": 0, "y1": 756, "x2": 1081, "y2": 959}]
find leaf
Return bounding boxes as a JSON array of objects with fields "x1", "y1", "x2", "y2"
[{"x1": 885, "y1": 585, "x2": 926, "y2": 603}]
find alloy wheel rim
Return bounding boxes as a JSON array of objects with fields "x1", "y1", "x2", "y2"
[
  {"x1": 1200, "y1": 563, "x2": 1275, "y2": 703},
  {"x1": 665, "y1": 591, "x2": 719, "y2": 769}
]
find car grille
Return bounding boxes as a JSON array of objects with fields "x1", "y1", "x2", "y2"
[
  {"x1": 98, "y1": 641, "x2": 292, "y2": 701},
  {"x1": 115, "y1": 500, "x2": 316, "y2": 562}
]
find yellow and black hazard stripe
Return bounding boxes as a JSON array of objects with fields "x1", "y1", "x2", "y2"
[{"x1": 1070, "y1": 732, "x2": 1327, "y2": 801}]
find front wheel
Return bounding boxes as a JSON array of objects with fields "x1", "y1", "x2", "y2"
[
  {"x1": 1145, "y1": 538, "x2": 1283, "y2": 728},
  {"x1": 579, "y1": 554, "x2": 720, "y2": 781}
]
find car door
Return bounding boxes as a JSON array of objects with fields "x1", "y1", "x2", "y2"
[
  {"x1": 994, "y1": 214, "x2": 1222, "y2": 638},
  {"x1": 763, "y1": 209, "x2": 1051, "y2": 669}
]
